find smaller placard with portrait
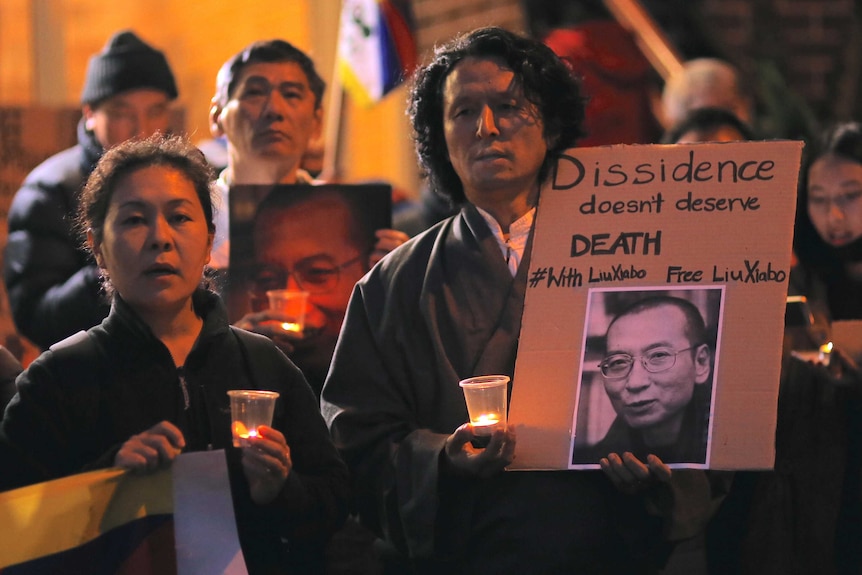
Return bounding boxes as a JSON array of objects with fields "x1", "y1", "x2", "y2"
[{"x1": 226, "y1": 183, "x2": 391, "y2": 323}]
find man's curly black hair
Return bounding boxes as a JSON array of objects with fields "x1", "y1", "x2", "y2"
[{"x1": 407, "y1": 26, "x2": 587, "y2": 205}]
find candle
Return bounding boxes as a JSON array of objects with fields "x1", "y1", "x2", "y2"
[
  {"x1": 232, "y1": 421, "x2": 261, "y2": 445},
  {"x1": 471, "y1": 413, "x2": 502, "y2": 435},
  {"x1": 790, "y1": 341, "x2": 834, "y2": 367},
  {"x1": 280, "y1": 322, "x2": 302, "y2": 333}
]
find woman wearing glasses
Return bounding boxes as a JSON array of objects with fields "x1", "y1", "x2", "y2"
[
  {"x1": 794, "y1": 122, "x2": 862, "y2": 320},
  {"x1": 0, "y1": 134, "x2": 349, "y2": 574},
  {"x1": 713, "y1": 123, "x2": 862, "y2": 574}
]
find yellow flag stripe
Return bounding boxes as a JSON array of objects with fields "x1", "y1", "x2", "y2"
[{"x1": 0, "y1": 467, "x2": 173, "y2": 568}]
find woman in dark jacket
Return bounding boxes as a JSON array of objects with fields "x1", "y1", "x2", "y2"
[
  {"x1": 0, "y1": 133, "x2": 349, "y2": 574},
  {"x1": 707, "y1": 123, "x2": 862, "y2": 575}
]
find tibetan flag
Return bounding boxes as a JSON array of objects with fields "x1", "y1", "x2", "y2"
[
  {"x1": 0, "y1": 468, "x2": 176, "y2": 574},
  {"x1": 338, "y1": 0, "x2": 418, "y2": 106},
  {"x1": 0, "y1": 451, "x2": 245, "y2": 575}
]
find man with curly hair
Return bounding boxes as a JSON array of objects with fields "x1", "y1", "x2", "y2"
[{"x1": 322, "y1": 27, "x2": 721, "y2": 573}]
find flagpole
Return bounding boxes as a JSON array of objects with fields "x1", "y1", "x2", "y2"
[
  {"x1": 324, "y1": 0, "x2": 418, "y2": 183},
  {"x1": 322, "y1": 52, "x2": 345, "y2": 182},
  {"x1": 602, "y1": 0, "x2": 684, "y2": 81}
]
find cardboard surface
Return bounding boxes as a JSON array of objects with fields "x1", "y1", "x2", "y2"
[
  {"x1": 831, "y1": 320, "x2": 862, "y2": 366},
  {"x1": 509, "y1": 141, "x2": 803, "y2": 470}
]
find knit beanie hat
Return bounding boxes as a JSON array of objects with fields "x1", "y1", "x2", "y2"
[{"x1": 81, "y1": 30, "x2": 178, "y2": 105}]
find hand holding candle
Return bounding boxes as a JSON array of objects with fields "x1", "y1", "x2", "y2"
[
  {"x1": 443, "y1": 422, "x2": 517, "y2": 478},
  {"x1": 238, "y1": 425, "x2": 293, "y2": 504}
]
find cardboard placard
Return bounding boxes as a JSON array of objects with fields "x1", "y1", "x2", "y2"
[{"x1": 509, "y1": 141, "x2": 803, "y2": 470}]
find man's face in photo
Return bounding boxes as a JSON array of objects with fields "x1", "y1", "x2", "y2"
[
  {"x1": 252, "y1": 193, "x2": 367, "y2": 377},
  {"x1": 601, "y1": 304, "x2": 711, "y2": 434},
  {"x1": 214, "y1": 61, "x2": 322, "y2": 167}
]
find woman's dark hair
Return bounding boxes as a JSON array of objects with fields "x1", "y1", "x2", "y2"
[
  {"x1": 794, "y1": 122, "x2": 862, "y2": 274},
  {"x1": 77, "y1": 133, "x2": 216, "y2": 245},
  {"x1": 408, "y1": 26, "x2": 586, "y2": 204},
  {"x1": 813, "y1": 122, "x2": 862, "y2": 164},
  {"x1": 76, "y1": 133, "x2": 216, "y2": 298},
  {"x1": 661, "y1": 106, "x2": 756, "y2": 144}
]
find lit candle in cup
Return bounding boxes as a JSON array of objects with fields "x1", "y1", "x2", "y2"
[
  {"x1": 228, "y1": 390, "x2": 279, "y2": 447},
  {"x1": 460, "y1": 375, "x2": 510, "y2": 437},
  {"x1": 471, "y1": 413, "x2": 502, "y2": 435},
  {"x1": 280, "y1": 322, "x2": 302, "y2": 333},
  {"x1": 266, "y1": 290, "x2": 309, "y2": 335},
  {"x1": 233, "y1": 421, "x2": 261, "y2": 441}
]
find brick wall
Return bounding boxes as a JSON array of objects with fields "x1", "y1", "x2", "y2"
[
  {"x1": 413, "y1": 0, "x2": 525, "y2": 55},
  {"x1": 699, "y1": 0, "x2": 858, "y2": 124},
  {"x1": 3, "y1": 1, "x2": 860, "y2": 128},
  {"x1": 408, "y1": 0, "x2": 861, "y2": 129}
]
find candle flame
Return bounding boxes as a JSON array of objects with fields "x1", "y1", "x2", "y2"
[
  {"x1": 471, "y1": 413, "x2": 503, "y2": 436},
  {"x1": 233, "y1": 421, "x2": 259, "y2": 441},
  {"x1": 474, "y1": 414, "x2": 500, "y2": 425}
]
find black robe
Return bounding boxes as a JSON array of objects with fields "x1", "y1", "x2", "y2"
[{"x1": 322, "y1": 205, "x2": 718, "y2": 573}]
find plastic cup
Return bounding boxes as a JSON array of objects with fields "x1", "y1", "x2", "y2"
[
  {"x1": 266, "y1": 290, "x2": 309, "y2": 334},
  {"x1": 227, "y1": 390, "x2": 279, "y2": 447},
  {"x1": 459, "y1": 375, "x2": 510, "y2": 436}
]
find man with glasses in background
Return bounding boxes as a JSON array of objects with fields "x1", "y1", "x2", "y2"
[{"x1": 574, "y1": 295, "x2": 714, "y2": 465}]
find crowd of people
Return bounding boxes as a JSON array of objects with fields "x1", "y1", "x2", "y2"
[{"x1": 0, "y1": 12, "x2": 859, "y2": 575}]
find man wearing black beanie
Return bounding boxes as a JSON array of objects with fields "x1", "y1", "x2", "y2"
[{"x1": 3, "y1": 30, "x2": 179, "y2": 350}]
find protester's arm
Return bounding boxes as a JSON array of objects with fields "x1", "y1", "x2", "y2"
[
  {"x1": 0, "y1": 355, "x2": 101, "y2": 489},
  {"x1": 600, "y1": 452, "x2": 672, "y2": 494},
  {"x1": 233, "y1": 311, "x2": 302, "y2": 357},
  {"x1": 442, "y1": 423, "x2": 516, "y2": 478},
  {"x1": 322, "y1": 278, "x2": 466, "y2": 559},
  {"x1": 253, "y1": 353, "x2": 350, "y2": 545},
  {"x1": 114, "y1": 421, "x2": 185, "y2": 472}
]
